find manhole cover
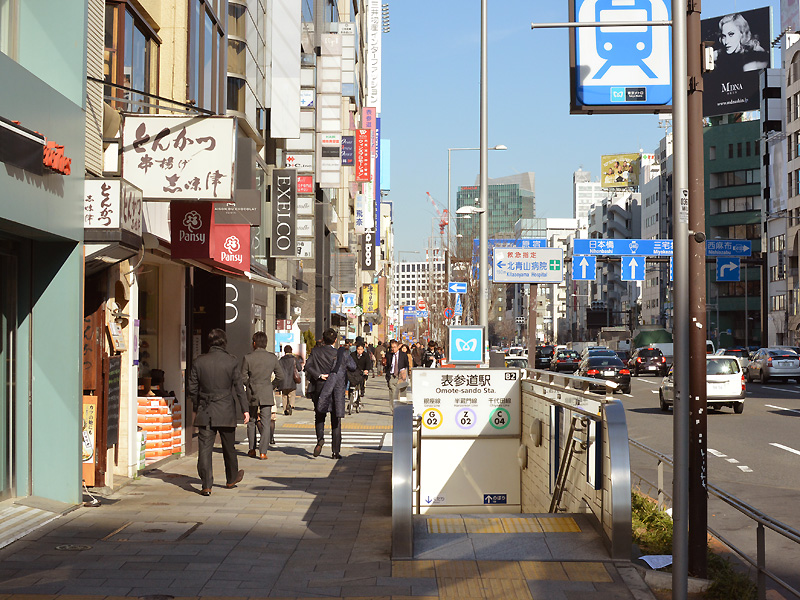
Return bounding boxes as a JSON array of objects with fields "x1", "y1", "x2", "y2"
[
  {"x1": 104, "y1": 521, "x2": 200, "y2": 542},
  {"x1": 55, "y1": 544, "x2": 92, "y2": 551},
  {"x1": 142, "y1": 528, "x2": 166, "y2": 533}
]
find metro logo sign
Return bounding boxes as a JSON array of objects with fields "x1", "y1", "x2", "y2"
[{"x1": 355, "y1": 129, "x2": 371, "y2": 182}]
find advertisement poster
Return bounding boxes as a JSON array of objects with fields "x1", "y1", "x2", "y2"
[
  {"x1": 363, "y1": 283, "x2": 379, "y2": 313},
  {"x1": 82, "y1": 396, "x2": 98, "y2": 485},
  {"x1": 702, "y1": 7, "x2": 772, "y2": 117},
  {"x1": 600, "y1": 153, "x2": 641, "y2": 188}
]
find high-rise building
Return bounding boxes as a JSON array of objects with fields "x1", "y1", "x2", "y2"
[{"x1": 573, "y1": 168, "x2": 606, "y2": 221}]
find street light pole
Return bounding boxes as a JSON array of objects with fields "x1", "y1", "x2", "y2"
[{"x1": 479, "y1": 0, "x2": 489, "y2": 334}]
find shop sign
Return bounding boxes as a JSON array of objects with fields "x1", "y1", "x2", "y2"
[
  {"x1": 341, "y1": 135, "x2": 354, "y2": 166},
  {"x1": 285, "y1": 153, "x2": 313, "y2": 171},
  {"x1": 271, "y1": 169, "x2": 297, "y2": 257},
  {"x1": 214, "y1": 189, "x2": 262, "y2": 226},
  {"x1": 84, "y1": 179, "x2": 143, "y2": 236},
  {"x1": 361, "y1": 231, "x2": 375, "y2": 271},
  {"x1": 170, "y1": 201, "x2": 214, "y2": 258},
  {"x1": 355, "y1": 129, "x2": 371, "y2": 182},
  {"x1": 296, "y1": 239, "x2": 314, "y2": 258},
  {"x1": 320, "y1": 133, "x2": 341, "y2": 158},
  {"x1": 296, "y1": 218, "x2": 313, "y2": 237},
  {"x1": 297, "y1": 196, "x2": 314, "y2": 216},
  {"x1": 297, "y1": 175, "x2": 314, "y2": 194},
  {"x1": 212, "y1": 224, "x2": 250, "y2": 270},
  {"x1": 121, "y1": 115, "x2": 236, "y2": 200},
  {"x1": 362, "y1": 283, "x2": 379, "y2": 313}
]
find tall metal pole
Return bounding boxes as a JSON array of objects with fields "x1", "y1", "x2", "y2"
[
  {"x1": 478, "y1": 0, "x2": 489, "y2": 335},
  {"x1": 447, "y1": 149, "x2": 453, "y2": 286},
  {"x1": 687, "y1": 0, "x2": 708, "y2": 579},
  {"x1": 672, "y1": 0, "x2": 690, "y2": 597}
]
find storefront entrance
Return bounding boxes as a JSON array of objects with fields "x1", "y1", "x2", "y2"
[{"x1": 0, "y1": 241, "x2": 17, "y2": 501}]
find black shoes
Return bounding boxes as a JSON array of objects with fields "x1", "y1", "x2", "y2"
[{"x1": 332, "y1": 453, "x2": 342, "y2": 460}]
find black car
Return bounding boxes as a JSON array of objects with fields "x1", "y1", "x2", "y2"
[
  {"x1": 628, "y1": 347, "x2": 666, "y2": 376},
  {"x1": 550, "y1": 350, "x2": 581, "y2": 372},
  {"x1": 577, "y1": 356, "x2": 631, "y2": 394},
  {"x1": 535, "y1": 345, "x2": 555, "y2": 369}
]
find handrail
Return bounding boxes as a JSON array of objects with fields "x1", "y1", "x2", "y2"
[
  {"x1": 630, "y1": 438, "x2": 800, "y2": 599},
  {"x1": 391, "y1": 401, "x2": 414, "y2": 559}
]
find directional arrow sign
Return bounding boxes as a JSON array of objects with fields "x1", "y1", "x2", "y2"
[
  {"x1": 572, "y1": 255, "x2": 596, "y2": 281},
  {"x1": 716, "y1": 257, "x2": 740, "y2": 282},
  {"x1": 621, "y1": 256, "x2": 645, "y2": 281},
  {"x1": 448, "y1": 281, "x2": 467, "y2": 294},
  {"x1": 454, "y1": 294, "x2": 463, "y2": 316}
]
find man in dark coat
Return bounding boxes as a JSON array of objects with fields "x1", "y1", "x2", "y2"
[
  {"x1": 277, "y1": 344, "x2": 301, "y2": 415},
  {"x1": 317, "y1": 346, "x2": 356, "y2": 459},
  {"x1": 304, "y1": 328, "x2": 338, "y2": 457},
  {"x1": 242, "y1": 331, "x2": 283, "y2": 460},
  {"x1": 411, "y1": 342, "x2": 424, "y2": 368},
  {"x1": 188, "y1": 328, "x2": 249, "y2": 496},
  {"x1": 384, "y1": 339, "x2": 409, "y2": 413}
]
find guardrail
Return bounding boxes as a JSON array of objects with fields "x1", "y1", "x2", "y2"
[
  {"x1": 630, "y1": 438, "x2": 800, "y2": 600},
  {"x1": 522, "y1": 369, "x2": 632, "y2": 559}
]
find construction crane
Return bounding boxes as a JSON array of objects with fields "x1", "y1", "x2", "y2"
[{"x1": 426, "y1": 192, "x2": 449, "y2": 235}]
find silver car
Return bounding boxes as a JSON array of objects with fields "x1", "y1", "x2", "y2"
[
  {"x1": 659, "y1": 356, "x2": 745, "y2": 414},
  {"x1": 746, "y1": 347, "x2": 800, "y2": 383}
]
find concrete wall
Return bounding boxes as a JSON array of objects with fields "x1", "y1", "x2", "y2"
[{"x1": 519, "y1": 380, "x2": 615, "y2": 547}]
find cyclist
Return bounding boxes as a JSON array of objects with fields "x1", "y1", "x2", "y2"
[{"x1": 346, "y1": 342, "x2": 372, "y2": 413}]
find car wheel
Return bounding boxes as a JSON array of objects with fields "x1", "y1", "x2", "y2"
[
  {"x1": 746, "y1": 368, "x2": 753, "y2": 383},
  {"x1": 733, "y1": 402, "x2": 744, "y2": 414},
  {"x1": 760, "y1": 370, "x2": 769, "y2": 384},
  {"x1": 659, "y1": 391, "x2": 669, "y2": 412}
]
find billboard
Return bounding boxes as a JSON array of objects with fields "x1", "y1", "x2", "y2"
[
  {"x1": 362, "y1": 283, "x2": 379, "y2": 313},
  {"x1": 702, "y1": 7, "x2": 772, "y2": 117},
  {"x1": 600, "y1": 153, "x2": 641, "y2": 188},
  {"x1": 570, "y1": 0, "x2": 672, "y2": 114}
]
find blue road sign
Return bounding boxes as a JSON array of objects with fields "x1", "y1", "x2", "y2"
[
  {"x1": 572, "y1": 255, "x2": 597, "y2": 281},
  {"x1": 448, "y1": 281, "x2": 467, "y2": 294},
  {"x1": 472, "y1": 238, "x2": 547, "y2": 252},
  {"x1": 716, "y1": 257, "x2": 741, "y2": 282},
  {"x1": 573, "y1": 238, "x2": 673, "y2": 256},
  {"x1": 444, "y1": 307, "x2": 455, "y2": 320},
  {"x1": 454, "y1": 294, "x2": 463, "y2": 316},
  {"x1": 418, "y1": 310, "x2": 429, "y2": 319},
  {"x1": 342, "y1": 293, "x2": 357, "y2": 308},
  {"x1": 706, "y1": 240, "x2": 751, "y2": 257},
  {"x1": 448, "y1": 326, "x2": 484, "y2": 364},
  {"x1": 621, "y1": 256, "x2": 645, "y2": 281},
  {"x1": 669, "y1": 256, "x2": 673, "y2": 282}
]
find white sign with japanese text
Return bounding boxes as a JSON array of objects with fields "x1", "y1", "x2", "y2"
[
  {"x1": 122, "y1": 115, "x2": 236, "y2": 201},
  {"x1": 492, "y1": 247, "x2": 564, "y2": 284},
  {"x1": 84, "y1": 179, "x2": 143, "y2": 236}
]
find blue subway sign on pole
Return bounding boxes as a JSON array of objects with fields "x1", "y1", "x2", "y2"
[
  {"x1": 448, "y1": 326, "x2": 484, "y2": 364},
  {"x1": 572, "y1": 255, "x2": 596, "y2": 281},
  {"x1": 448, "y1": 281, "x2": 467, "y2": 294},
  {"x1": 716, "y1": 257, "x2": 740, "y2": 282}
]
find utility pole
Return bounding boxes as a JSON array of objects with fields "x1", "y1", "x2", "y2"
[{"x1": 687, "y1": 0, "x2": 708, "y2": 579}]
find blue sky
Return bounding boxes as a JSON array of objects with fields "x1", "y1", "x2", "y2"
[{"x1": 380, "y1": 0, "x2": 781, "y2": 256}]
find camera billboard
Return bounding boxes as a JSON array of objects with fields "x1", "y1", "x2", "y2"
[
  {"x1": 570, "y1": 0, "x2": 672, "y2": 114},
  {"x1": 702, "y1": 7, "x2": 772, "y2": 117}
]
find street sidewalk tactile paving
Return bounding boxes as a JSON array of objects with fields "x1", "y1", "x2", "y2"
[{"x1": 0, "y1": 376, "x2": 653, "y2": 599}]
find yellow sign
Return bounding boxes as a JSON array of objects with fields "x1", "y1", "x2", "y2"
[
  {"x1": 362, "y1": 283, "x2": 379, "y2": 312},
  {"x1": 600, "y1": 153, "x2": 641, "y2": 188}
]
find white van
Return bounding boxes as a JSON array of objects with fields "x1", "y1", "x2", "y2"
[{"x1": 706, "y1": 340, "x2": 716, "y2": 354}]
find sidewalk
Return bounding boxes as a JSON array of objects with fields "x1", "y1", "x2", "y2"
[{"x1": 0, "y1": 375, "x2": 654, "y2": 599}]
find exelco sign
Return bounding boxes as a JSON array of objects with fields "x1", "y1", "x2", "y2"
[
  {"x1": 271, "y1": 169, "x2": 297, "y2": 257},
  {"x1": 361, "y1": 231, "x2": 375, "y2": 271}
]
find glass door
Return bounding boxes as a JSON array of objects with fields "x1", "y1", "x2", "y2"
[{"x1": 0, "y1": 244, "x2": 16, "y2": 501}]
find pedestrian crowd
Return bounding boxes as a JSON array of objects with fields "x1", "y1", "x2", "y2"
[{"x1": 187, "y1": 326, "x2": 444, "y2": 494}]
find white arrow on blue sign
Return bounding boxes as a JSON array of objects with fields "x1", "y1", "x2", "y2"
[
  {"x1": 621, "y1": 256, "x2": 645, "y2": 281},
  {"x1": 455, "y1": 294, "x2": 463, "y2": 316},
  {"x1": 716, "y1": 257, "x2": 740, "y2": 282},
  {"x1": 571, "y1": 256, "x2": 596, "y2": 281},
  {"x1": 448, "y1": 281, "x2": 467, "y2": 294}
]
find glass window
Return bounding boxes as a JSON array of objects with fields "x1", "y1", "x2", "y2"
[{"x1": 0, "y1": 0, "x2": 17, "y2": 59}]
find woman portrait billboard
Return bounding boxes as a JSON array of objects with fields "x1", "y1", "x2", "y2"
[{"x1": 702, "y1": 7, "x2": 772, "y2": 117}]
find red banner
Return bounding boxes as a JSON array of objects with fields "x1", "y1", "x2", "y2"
[
  {"x1": 297, "y1": 175, "x2": 313, "y2": 195},
  {"x1": 355, "y1": 129, "x2": 371, "y2": 182},
  {"x1": 170, "y1": 201, "x2": 248, "y2": 272},
  {"x1": 210, "y1": 224, "x2": 250, "y2": 270}
]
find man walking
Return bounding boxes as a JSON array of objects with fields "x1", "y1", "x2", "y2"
[
  {"x1": 189, "y1": 328, "x2": 249, "y2": 496},
  {"x1": 411, "y1": 342, "x2": 424, "y2": 369},
  {"x1": 241, "y1": 331, "x2": 283, "y2": 460},
  {"x1": 384, "y1": 339, "x2": 409, "y2": 413},
  {"x1": 304, "y1": 328, "x2": 338, "y2": 456},
  {"x1": 277, "y1": 344, "x2": 301, "y2": 415}
]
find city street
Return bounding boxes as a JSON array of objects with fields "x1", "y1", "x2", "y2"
[{"x1": 618, "y1": 373, "x2": 800, "y2": 591}]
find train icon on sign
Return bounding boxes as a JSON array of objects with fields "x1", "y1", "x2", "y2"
[{"x1": 594, "y1": 0, "x2": 657, "y2": 79}]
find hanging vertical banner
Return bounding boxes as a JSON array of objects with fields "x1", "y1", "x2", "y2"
[
  {"x1": 375, "y1": 117, "x2": 382, "y2": 244},
  {"x1": 271, "y1": 169, "x2": 297, "y2": 257},
  {"x1": 341, "y1": 135, "x2": 354, "y2": 166},
  {"x1": 367, "y1": 0, "x2": 382, "y2": 112},
  {"x1": 355, "y1": 129, "x2": 371, "y2": 182},
  {"x1": 362, "y1": 231, "x2": 376, "y2": 271},
  {"x1": 354, "y1": 194, "x2": 367, "y2": 234}
]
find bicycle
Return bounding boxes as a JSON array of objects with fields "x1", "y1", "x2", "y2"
[{"x1": 346, "y1": 385, "x2": 362, "y2": 415}]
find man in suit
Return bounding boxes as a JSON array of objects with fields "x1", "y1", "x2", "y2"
[
  {"x1": 242, "y1": 331, "x2": 284, "y2": 459},
  {"x1": 188, "y1": 328, "x2": 249, "y2": 496},
  {"x1": 304, "y1": 328, "x2": 338, "y2": 456},
  {"x1": 385, "y1": 339, "x2": 409, "y2": 413}
]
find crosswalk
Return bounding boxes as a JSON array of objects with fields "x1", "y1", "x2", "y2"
[{"x1": 241, "y1": 430, "x2": 388, "y2": 451}]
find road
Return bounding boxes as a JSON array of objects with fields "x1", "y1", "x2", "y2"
[{"x1": 619, "y1": 373, "x2": 800, "y2": 593}]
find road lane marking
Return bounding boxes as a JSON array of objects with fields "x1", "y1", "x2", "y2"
[
  {"x1": 636, "y1": 379, "x2": 660, "y2": 386},
  {"x1": 651, "y1": 390, "x2": 659, "y2": 395},
  {"x1": 765, "y1": 404, "x2": 800, "y2": 416},
  {"x1": 738, "y1": 466, "x2": 753, "y2": 473},
  {"x1": 770, "y1": 443, "x2": 800, "y2": 457},
  {"x1": 763, "y1": 386, "x2": 794, "y2": 393},
  {"x1": 708, "y1": 449, "x2": 727, "y2": 458},
  {"x1": 726, "y1": 458, "x2": 739, "y2": 464},
  {"x1": 622, "y1": 393, "x2": 633, "y2": 397}
]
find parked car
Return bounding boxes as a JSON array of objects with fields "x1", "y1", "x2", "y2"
[
  {"x1": 628, "y1": 347, "x2": 667, "y2": 377},
  {"x1": 659, "y1": 356, "x2": 745, "y2": 413},
  {"x1": 577, "y1": 356, "x2": 631, "y2": 394},
  {"x1": 550, "y1": 350, "x2": 581, "y2": 372},
  {"x1": 534, "y1": 345, "x2": 555, "y2": 369},
  {"x1": 507, "y1": 346, "x2": 525, "y2": 356},
  {"x1": 715, "y1": 347, "x2": 750, "y2": 370},
  {"x1": 615, "y1": 350, "x2": 631, "y2": 363},
  {"x1": 746, "y1": 348, "x2": 800, "y2": 383},
  {"x1": 505, "y1": 355, "x2": 529, "y2": 369}
]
